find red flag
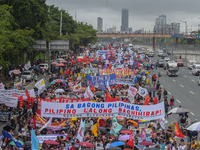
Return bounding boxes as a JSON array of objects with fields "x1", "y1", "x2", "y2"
[
  {"x1": 133, "y1": 69, "x2": 137, "y2": 75},
  {"x1": 70, "y1": 57, "x2": 72, "y2": 61},
  {"x1": 109, "y1": 45, "x2": 111, "y2": 49},
  {"x1": 140, "y1": 128, "x2": 146, "y2": 141},
  {"x1": 175, "y1": 120, "x2": 185, "y2": 138},
  {"x1": 154, "y1": 97, "x2": 158, "y2": 105},
  {"x1": 122, "y1": 99, "x2": 127, "y2": 103},
  {"x1": 77, "y1": 58, "x2": 81, "y2": 62},
  {"x1": 90, "y1": 81, "x2": 95, "y2": 92},
  {"x1": 25, "y1": 90, "x2": 30, "y2": 109},
  {"x1": 116, "y1": 84, "x2": 121, "y2": 90},
  {"x1": 31, "y1": 97, "x2": 35, "y2": 108},
  {"x1": 70, "y1": 69, "x2": 73, "y2": 74},
  {"x1": 105, "y1": 92, "x2": 120, "y2": 102},
  {"x1": 127, "y1": 130, "x2": 134, "y2": 149},
  {"x1": 110, "y1": 52, "x2": 115, "y2": 58},
  {"x1": 19, "y1": 96, "x2": 24, "y2": 109},
  {"x1": 110, "y1": 85, "x2": 114, "y2": 90},
  {"x1": 137, "y1": 60, "x2": 140, "y2": 67},
  {"x1": 98, "y1": 56, "x2": 101, "y2": 62},
  {"x1": 144, "y1": 94, "x2": 150, "y2": 105}
]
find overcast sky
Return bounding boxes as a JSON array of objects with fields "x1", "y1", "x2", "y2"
[{"x1": 46, "y1": 0, "x2": 200, "y2": 33}]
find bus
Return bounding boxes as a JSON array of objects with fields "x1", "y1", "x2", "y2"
[{"x1": 166, "y1": 61, "x2": 179, "y2": 77}]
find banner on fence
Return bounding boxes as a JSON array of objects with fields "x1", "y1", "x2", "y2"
[
  {"x1": 86, "y1": 73, "x2": 116, "y2": 87},
  {"x1": 41, "y1": 101, "x2": 165, "y2": 120},
  {"x1": 0, "y1": 94, "x2": 18, "y2": 107}
]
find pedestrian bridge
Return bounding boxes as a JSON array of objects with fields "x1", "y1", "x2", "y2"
[{"x1": 96, "y1": 33, "x2": 172, "y2": 38}]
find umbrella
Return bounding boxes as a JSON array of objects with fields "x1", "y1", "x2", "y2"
[
  {"x1": 187, "y1": 121, "x2": 200, "y2": 131},
  {"x1": 55, "y1": 79, "x2": 63, "y2": 83},
  {"x1": 55, "y1": 89, "x2": 65, "y2": 93},
  {"x1": 99, "y1": 127, "x2": 107, "y2": 133},
  {"x1": 52, "y1": 62, "x2": 57, "y2": 65},
  {"x1": 56, "y1": 63, "x2": 65, "y2": 67},
  {"x1": 9, "y1": 140, "x2": 24, "y2": 146},
  {"x1": 24, "y1": 141, "x2": 31, "y2": 146},
  {"x1": 107, "y1": 147, "x2": 121, "y2": 150},
  {"x1": 3, "y1": 125, "x2": 14, "y2": 132},
  {"x1": 140, "y1": 70, "x2": 150, "y2": 74},
  {"x1": 127, "y1": 120, "x2": 138, "y2": 126},
  {"x1": 144, "y1": 87, "x2": 156, "y2": 92},
  {"x1": 140, "y1": 141, "x2": 154, "y2": 146},
  {"x1": 43, "y1": 140, "x2": 59, "y2": 145},
  {"x1": 138, "y1": 120, "x2": 150, "y2": 124},
  {"x1": 120, "y1": 130, "x2": 132, "y2": 134},
  {"x1": 167, "y1": 107, "x2": 191, "y2": 114},
  {"x1": 95, "y1": 91, "x2": 105, "y2": 96},
  {"x1": 57, "y1": 58, "x2": 64, "y2": 61},
  {"x1": 13, "y1": 70, "x2": 21, "y2": 75},
  {"x1": 79, "y1": 142, "x2": 94, "y2": 148},
  {"x1": 138, "y1": 137, "x2": 152, "y2": 142},
  {"x1": 110, "y1": 141, "x2": 125, "y2": 147},
  {"x1": 118, "y1": 135, "x2": 130, "y2": 141},
  {"x1": 145, "y1": 148, "x2": 160, "y2": 150}
]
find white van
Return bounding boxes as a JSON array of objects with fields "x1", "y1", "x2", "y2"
[
  {"x1": 187, "y1": 60, "x2": 196, "y2": 69},
  {"x1": 192, "y1": 64, "x2": 200, "y2": 76},
  {"x1": 39, "y1": 63, "x2": 48, "y2": 72}
]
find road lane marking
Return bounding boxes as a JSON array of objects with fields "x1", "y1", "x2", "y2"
[
  {"x1": 168, "y1": 91, "x2": 171, "y2": 95},
  {"x1": 182, "y1": 69, "x2": 185, "y2": 70},
  {"x1": 180, "y1": 84, "x2": 184, "y2": 87},
  {"x1": 184, "y1": 75, "x2": 187, "y2": 77},
  {"x1": 189, "y1": 72, "x2": 192, "y2": 74},
  {"x1": 191, "y1": 79, "x2": 195, "y2": 82},
  {"x1": 172, "y1": 79, "x2": 176, "y2": 82},
  {"x1": 161, "y1": 72, "x2": 163, "y2": 74},
  {"x1": 190, "y1": 112, "x2": 195, "y2": 116},
  {"x1": 168, "y1": 85, "x2": 171, "y2": 87},
  {"x1": 160, "y1": 85, "x2": 163, "y2": 87},
  {"x1": 190, "y1": 91, "x2": 195, "y2": 94},
  {"x1": 176, "y1": 99, "x2": 181, "y2": 103}
]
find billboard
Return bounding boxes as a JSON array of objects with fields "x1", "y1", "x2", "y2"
[{"x1": 172, "y1": 34, "x2": 183, "y2": 38}]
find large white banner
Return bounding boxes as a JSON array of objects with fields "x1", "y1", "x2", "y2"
[
  {"x1": 41, "y1": 101, "x2": 165, "y2": 120},
  {"x1": 0, "y1": 94, "x2": 18, "y2": 107},
  {"x1": 0, "y1": 89, "x2": 27, "y2": 99}
]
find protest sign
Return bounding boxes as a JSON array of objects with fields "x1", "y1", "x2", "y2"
[
  {"x1": 159, "y1": 118, "x2": 168, "y2": 129},
  {"x1": 0, "y1": 83, "x2": 5, "y2": 90},
  {"x1": 40, "y1": 101, "x2": 165, "y2": 120},
  {"x1": 81, "y1": 68, "x2": 98, "y2": 74},
  {"x1": 102, "y1": 68, "x2": 131, "y2": 76},
  {"x1": 0, "y1": 94, "x2": 18, "y2": 107},
  {"x1": 116, "y1": 79, "x2": 133, "y2": 85},
  {"x1": 14, "y1": 78, "x2": 22, "y2": 89},
  {"x1": 86, "y1": 73, "x2": 116, "y2": 87},
  {"x1": 0, "y1": 89, "x2": 27, "y2": 98},
  {"x1": 24, "y1": 61, "x2": 31, "y2": 70},
  {"x1": 129, "y1": 86, "x2": 137, "y2": 97}
]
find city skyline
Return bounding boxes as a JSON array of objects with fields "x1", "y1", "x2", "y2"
[{"x1": 46, "y1": 0, "x2": 200, "y2": 33}]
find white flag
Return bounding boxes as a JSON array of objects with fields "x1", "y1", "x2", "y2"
[
  {"x1": 137, "y1": 86, "x2": 148, "y2": 97},
  {"x1": 129, "y1": 86, "x2": 137, "y2": 97},
  {"x1": 28, "y1": 89, "x2": 36, "y2": 97},
  {"x1": 106, "y1": 81, "x2": 111, "y2": 92},
  {"x1": 35, "y1": 79, "x2": 45, "y2": 89},
  {"x1": 84, "y1": 86, "x2": 94, "y2": 98},
  {"x1": 76, "y1": 119, "x2": 84, "y2": 142},
  {"x1": 24, "y1": 61, "x2": 31, "y2": 70},
  {"x1": 0, "y1": 82, "x2": 5, "y2": 90},
  {"x1": 73, "y1": 82, "x2": 82, "y2": 92},
  {"x1": 39, "y1": 117, "x2": 52, "y2": 132}
]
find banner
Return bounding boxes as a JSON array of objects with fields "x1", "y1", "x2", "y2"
[
  {"x1": 37, "y1": 134, "x2": 66, "y2": 144},
  {"x1": 73, "y1": 83, "x2": 81, "y2": 92},
  {"x1": 24, "y1": 61, "x2": 31, "y2": 70},
  {"x1": 96, "y1": 50, "x2": 116, "y2": 55},
  {"x1": 102, "y1": 68, "x2": 131, "y2": 76},
  {"x1": 37, "y1": 97, "x2": 90, "y2": 115},
  {"x1": 84, "y1": 86, "x2": 94, "y2": 98},
  {"x1": 116, "y1": 78, "x2": 133, "y2": 85},
  {"x1": 40, "y1": 101, "x2": 165, "y2": 120},
  {"x1": 159, "y1": 118, "x2": 168, "y2": 129},
  {"x1": 0, "y1": 89, "x2": 27, "y2": 99},
  {"x1": 0, "y1": 83, "x2": 5, "y2": 90},
  {"x1": 81, "y1": 68, "x2": 98, "y2": 74},
  {"x1": 0, "y1": 94, "x2": 18, "y2": 107},
  {"x1": 86, "y1": 73, "x2": 116, "y2": 87},
  {"x1": 129, "y1": 86, "x2": 137, "y2": 97}
]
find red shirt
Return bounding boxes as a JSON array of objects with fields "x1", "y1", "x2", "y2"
[
  {"x1": 99, "y1": 119, "x2": 105, "y2": 127},
  {"x1": 70, "y1": 147, "x2": 76, "y2": 150}
]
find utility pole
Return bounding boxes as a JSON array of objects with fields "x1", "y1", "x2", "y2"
[
  {"x1": 180, "y1": 20, "x2": 187, "y2": 59},
  {"x1": 48, "y1": 42, "x2": 51, "y2": 74},
  {"x1": 75, "y1": 11, "x2": 76, "y2": 21}
]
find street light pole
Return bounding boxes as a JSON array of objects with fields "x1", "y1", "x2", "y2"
[{"x1": 180, "y1": 20, "x2": 187, "y2": 59}]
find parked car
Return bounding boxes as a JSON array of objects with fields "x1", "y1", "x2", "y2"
[
  {"x1": 187, "y1": 60, "x2": 196, "y2": 69},
  {"x1": 22, "y1": 71, "x2": 34, "y2": 81},
  {"x1": 162, "y1": 53, "x2": 168, "y2": 58},
  {"x1": 164, "y1": 57, "x2": 170, "y2": 62},
  {"x1": 176, "y1": 59, "x2": 184, "y2": 67},
  {"x1": 192, "y1": 64, "x2": 200, "y2": 76}
]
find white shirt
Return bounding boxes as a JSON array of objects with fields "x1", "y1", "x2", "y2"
[
  {"x1": 172, "y1": 147, "x2": 180, "y2": 150},
  {"x1": 179, "y1": 145, "x2": 186, "y2": 150},
  {"x1": 22, "y1": 128, "x2": 26, "y2": 136}
]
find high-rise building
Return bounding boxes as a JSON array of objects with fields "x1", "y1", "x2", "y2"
[
  {"x1": 97, "y1": 17, "x2": 103, "y2": 33},
  {"x1": 121, "y1": 9, "x2": 129, "y2": 31},
  {"x1": 153, "y1": 15, "x2": 180, "y2": 34}
]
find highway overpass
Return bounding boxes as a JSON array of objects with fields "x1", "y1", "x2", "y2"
[{"x1": 97, "y1": 33, "x2": 172, "y2": 38}]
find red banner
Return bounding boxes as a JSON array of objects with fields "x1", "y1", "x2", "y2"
[{"x1": 37, "y1": 97, "x2": 90, "y2": 115}]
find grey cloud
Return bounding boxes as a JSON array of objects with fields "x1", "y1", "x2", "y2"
[{"x1": 46, "y1": 0, "x2": 200, "y2": 32}]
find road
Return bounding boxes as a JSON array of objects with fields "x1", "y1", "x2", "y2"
[{"x1": 146, "y1": 47, "x2": 200, "y2": 126}]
